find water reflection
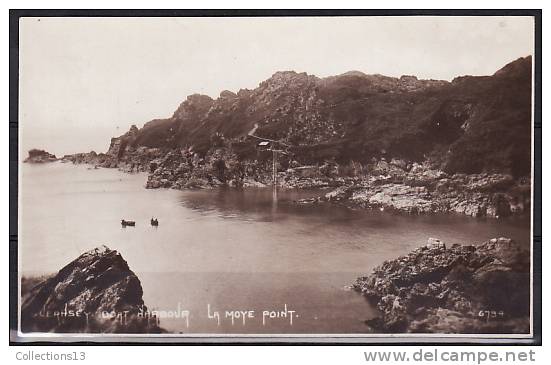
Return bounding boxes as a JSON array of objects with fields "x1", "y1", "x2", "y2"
[{"x1": 178, "y1": 187, "x2": 530, "y2": 248}]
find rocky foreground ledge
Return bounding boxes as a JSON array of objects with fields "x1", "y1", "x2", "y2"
[
  {"x1": 353, "y1": 237, "x2": 530, "y2": 333},
  {"x1": 21, "y1": 246, "x2": 163, "y2": 333}
]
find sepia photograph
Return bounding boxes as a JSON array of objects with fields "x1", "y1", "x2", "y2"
[{"x1": 10, "y1": 11, "x2": 540, "y2": 343}]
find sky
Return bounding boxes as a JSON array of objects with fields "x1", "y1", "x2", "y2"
[{"x1": 19, "y1": 16, "x2": 535, "y2": 156}]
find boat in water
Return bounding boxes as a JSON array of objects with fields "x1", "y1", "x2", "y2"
[{"x1": 121, "y1": 219, "x2": 136, "y2": 227}]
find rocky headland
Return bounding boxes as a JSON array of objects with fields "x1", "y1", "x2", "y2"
[
  {"x1": 21, "y1": 246, "x2": 163, "y2": 334},
  {"x1": 353, "y1": 237, "x2": 530, "y2": 333},
  {"x1": 58, "y1": 56, "x2": 532, "y2": 219}
]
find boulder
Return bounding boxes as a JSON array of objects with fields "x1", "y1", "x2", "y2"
[
  {"x1": 349, "y1": 184, "x2": 437, "y2": 214},
  {"x1": 466, "y1": 174, "x2": 514, "y2": 192},
  {"x1": 390, "y1": 158, "x2": 408, "y2": 170}
]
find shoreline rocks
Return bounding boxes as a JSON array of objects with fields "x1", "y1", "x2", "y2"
[
  {"x1": 61, "y1": 144, "x2": 530, "y2": 219},
  {"x1": 297, "y1": 161, "x2": 530, "y2": 219},
  {"x1": 59, "y1": 130, "x2": 530, "y2": 219},
  {"x1": 21, "y1": 246, "x2": 163, "y2": 334},
  {"x1": 353, "y1": 237, "x2": 530, "y2": 333}
]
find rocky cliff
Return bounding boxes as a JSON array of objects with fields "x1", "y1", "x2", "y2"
[
  {"x1": 21, "y1": 246, "x2": 163, "y2": 333},
  {"x1": 353, "y1": 237, "x2": 530, "y2": 333},
  {"x1": 101, "y1": 56, "x2": 531, "y2": 177},
  {"x1": 61, "y1": 57, "x2": 532, "y2": 218}
]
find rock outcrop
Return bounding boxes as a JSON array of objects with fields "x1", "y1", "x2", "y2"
[
  {"x1": 24, "y1": 149, "x2": 57, "y2": 163},
  {"x1": 21, "y1": 246, "x2": 163, "y2": 333},
  {"x1": 353, "y1": 237, "x2": 530, "y2": 333},
  {"x1": 302, "y1": 161, "x2": 530, "y2": 218}
]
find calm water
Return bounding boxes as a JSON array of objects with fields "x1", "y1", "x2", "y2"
[{"x1": 20, "y1": 162, "x2": 531, "y2": 334}]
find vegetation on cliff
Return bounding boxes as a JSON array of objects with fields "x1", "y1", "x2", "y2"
[{"x1": 107, "y1": 56, "x2": 531, "y2": 177}]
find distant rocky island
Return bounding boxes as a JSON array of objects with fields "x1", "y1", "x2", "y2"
[
  {"x1": 55, "y1": 56, "x2": 531, "y2": 219},
  {"x1": 353, "y1": 237, "x2": 530, "y2": 333},
  {"x1": 23, "y1": 149, "x2": 57, "y2": 163}
]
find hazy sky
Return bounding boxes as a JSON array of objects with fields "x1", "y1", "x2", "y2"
[{"x1": 19, "y1": 16, "x2": 535, "y2": 156}]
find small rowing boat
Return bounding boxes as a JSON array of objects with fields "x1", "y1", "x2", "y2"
[{"x1": 121, "y1": 219, "x2": 136, "y2": 227}]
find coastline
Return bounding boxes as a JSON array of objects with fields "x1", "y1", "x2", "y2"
[{"x1": 56, "y1": 147, "x2": 531, "y2": 220}]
